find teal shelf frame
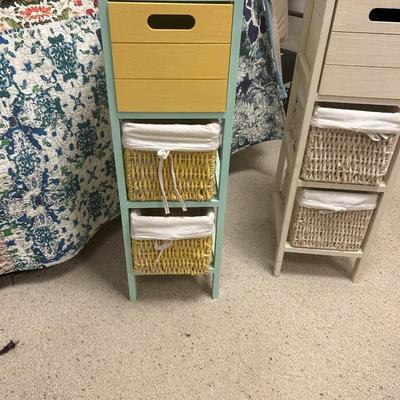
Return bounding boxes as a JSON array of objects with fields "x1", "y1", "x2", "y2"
[{"x1": 99, "y1": 0, "x2": 244, "y2": 301}]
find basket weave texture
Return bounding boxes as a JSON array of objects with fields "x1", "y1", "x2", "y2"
[
  {"x1": 300, "y1": 126, "x2": 398, "y2": 185},
  {"x1": 289, "y1": 204, "x2": 374, "y2": 251},
  {"x1": 124, "y1": 149, "x2": 216, "y2": 201},
  {"x1": 132, "y1": 237, "x2": 213, "y2": 275}
]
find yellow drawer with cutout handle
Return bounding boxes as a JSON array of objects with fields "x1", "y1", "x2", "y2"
[
  {"x1": 108, "y1": 1, "x2": 233, "y2": 112},
  {"x1": 108, "y1": 2, "x2": 233, "y2": 43}
]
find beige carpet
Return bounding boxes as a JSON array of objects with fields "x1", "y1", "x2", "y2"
[{"x1": 1, "y1": 141, "x2": 399, "y2": 400}]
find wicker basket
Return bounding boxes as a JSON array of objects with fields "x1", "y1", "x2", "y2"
[
  {"x1": 290, "y1": 205, "x2": 374, "y2": 251},
  {"x1": 289, "y1": 192, "x2": 376, "y2": 252},
  {"x1": 132, "y1": 237, "x2": 213, "y2": 275},
  {"x1": 130, "y1": 208, "x2": 214, "y2": 275},
  {"x1": 300, "y1": 126, "x2": 398, "y2": 185},
  {"x1": 124, "y1": 149, "x2": 216, "y2": 201},
  {"x1": 300, "y1": 106, "x2": 400, "y2": 186}
]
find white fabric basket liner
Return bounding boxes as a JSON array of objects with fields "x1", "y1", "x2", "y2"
[
  {"x1": 122, "y1": 122, "x2": 220, "y2": 151},
  {"x1": 296, "y1": 189, "x2": 378, "y2": 212},
  {"x1": 311, "y1": 106, "x2": 400, "y2": 136},
  {"x1": 131, "y1": 209, "x2": 215, "y2": 240}
]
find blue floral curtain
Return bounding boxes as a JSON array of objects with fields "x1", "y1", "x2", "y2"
[{"x1": 232, "y1": 0, "x2": 285, "y2": 152}]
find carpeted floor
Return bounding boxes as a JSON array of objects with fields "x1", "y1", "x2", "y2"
[{"x1": 1, "y1": 140, "x2": 399, "y2": 400}]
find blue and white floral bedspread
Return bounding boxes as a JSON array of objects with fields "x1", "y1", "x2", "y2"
[
  {"x1": 0, "y1": 1, "x2": 284, "y2": 275},
  {"x1": 0, "y1": 16, "x2": 119, "y2": 274}
]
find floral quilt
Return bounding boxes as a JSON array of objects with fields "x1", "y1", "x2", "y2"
[
  {"x1": 0, "y1": 0, "x2": 284, "y2": 274},
  {"x1": 0, "y1": 5, "x2": 118, "y2": 274},
  {"x1": 0, "y1": 0, "x2": 98, "y2": 30}
]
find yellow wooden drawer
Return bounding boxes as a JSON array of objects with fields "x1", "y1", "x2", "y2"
[
  {"x1": 108, "y1": 2, "x2": 233, "y2": 43},
  {"x1": 319, "y1": 65, "x2": 400, "y2": 100},
  {"x1": 333, "y1": 0, "x2": 400, "y2": 35},
  {"x1": 115, "y1": 79, "x2": 228, "y2": 112},
  {"x1": 325, "y1": 32, "x2": 400, "y2": 69},
  {"x1": 112, "y1": 43, "x2": 230, "y2": 79}
]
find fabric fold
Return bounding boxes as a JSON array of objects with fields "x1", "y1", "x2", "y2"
[
  {"x1": 130, "y1": 209, "x2": 215, "y2": 241},
  {"x1": 296, "y1": 189, "x2": 379, "y2": 212},
  {"x1": 311, "y1": 106, "x2": 400, "y2": 135},
  {"x1": 122, "y1": 122, "x2": 220, "y2": 152}
]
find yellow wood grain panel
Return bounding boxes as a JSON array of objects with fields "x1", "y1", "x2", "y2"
[
  {"x1": 115, "y1": 79, "x2": 228, "y2": 112},
  {"x1": 326, "y1": 32, "x2": 400, "y2": 68},
  {"x1": 334, "y1": 0, "x2": 400, "y2": 35},
  {"x1": 319, "y1": 65, "x2": 400, "y2": 100},
  {"x1": 112, "y1": 43, "x2": 230, "y2": 79},
  {"x1": 108, "y1": 2, "x2": 233, "y2": 43}
]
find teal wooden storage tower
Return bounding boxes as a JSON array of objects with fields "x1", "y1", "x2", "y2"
[{"x1": 99, "y1": 0, "x2": 243, "y2": 301}]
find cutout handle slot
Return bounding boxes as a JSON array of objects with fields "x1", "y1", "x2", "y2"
[
  {"x1": 147, "y1": 14, "x2": 196, "y2": 30},
  {"x1": 369, "y1": 8, "x2": 400, "y2": 23}
]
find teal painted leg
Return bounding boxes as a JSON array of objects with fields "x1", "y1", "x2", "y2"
[
  {"x1": 211, "y1": 0, "x2": 243, "y2": 298},
  {"x1": 121, "y1": 208, "x2": 137, "y2": 301},
  {"x1": 110, "y1": 118, "x2": 138, "y2": 302},
  {"x1": 126, "y1": 269, "x2": 137, "y2": 301},
  {"x1": 100, "y1": 1, "x2": 137, "y2": 301},
  {"x1": 212, "y1": 208, "x2": 224, "y2": 298},
  {"x1": 212, "y1": 275, "x2": 220, "y2": 299}
]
